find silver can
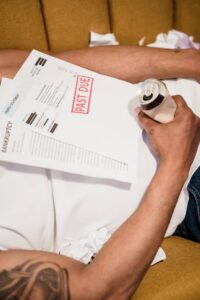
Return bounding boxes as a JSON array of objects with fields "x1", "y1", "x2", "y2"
[{"x1": 137, "y1": 79, "x2": 177, "y2": 123}]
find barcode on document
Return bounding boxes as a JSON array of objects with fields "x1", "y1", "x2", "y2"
[
  {"x1": 49, "y1": 123, "x2": 58, "y2": 133},
  {"x1": 35, "y1": 57, "x2": 47, "y2": 66},
  {"x1": 26, "y1": 112, "x2": 38, "y2": 125}
]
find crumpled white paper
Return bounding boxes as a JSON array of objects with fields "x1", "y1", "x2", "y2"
[
  {"x1": 59, "y1": 227, "x2": 112, "y2": 263},
  {"x1": 90, "y1": 30, "x2": 200, "y2": 49},
  {"x1": 89, "y1": 31, "x2": 119, "y2": 47},
  {"x1": 146, "y1": 30, "x2": 200, "y2": 49}
]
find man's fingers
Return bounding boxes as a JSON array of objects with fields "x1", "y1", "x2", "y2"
[
  {"x1": 172, "y1": 95, "x2": 188, "y2": 118},
  {"x1": 172, "y1": 95, "x2": 200, "y2": 122},
  {"x1": 137, "y1": 95, "x2": 196, "y2": 132},
  {"x1": 137, "y1": 111, "x2": 158, "y2": 132},
  {"x1": 172, "y1": 95, "x2": 187, "y2": 107}
]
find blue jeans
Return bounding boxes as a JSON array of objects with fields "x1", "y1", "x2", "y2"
[{"x1": 174, "y1": 166, "x2": 200, "y2": 242}]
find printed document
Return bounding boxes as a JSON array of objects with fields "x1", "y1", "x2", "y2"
[
  {"x1": 0, "y1": 114, "x2": 132, "y2": 181},
  {"x1": 0, "y1": 78, "x2": 134, "y2": 181},
  {"x1": 0, "y1": 51, "x2": 141, "y2": 181}
]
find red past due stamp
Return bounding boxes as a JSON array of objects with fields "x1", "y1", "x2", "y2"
[{"x1": 71, "y1": 75, "x2": 94, "y2": 114}]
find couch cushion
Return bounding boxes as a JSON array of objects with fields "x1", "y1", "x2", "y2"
[
  {"x1": 132, "y1": 237, "x2": 200, "y2": 300},
  {"x1": 175, "y1": 0, "x2": 200, "y2": 42},
  {"x1": 0, "y1": 0, "x2": 48, "y2": 51},
  {"x1": 109, "y1": 0, "x2": 173, "y2": 45},
  {"x1": 41, "y1": 0, "x2": 110, "y2": 51}
]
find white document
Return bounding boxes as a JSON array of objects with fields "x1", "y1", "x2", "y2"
[
  {"x1": 0, "y1": 50, "x2": 140, "y2": 182},
  {"x1": 0, "y1": 115, "x2": 132, "y2": 181},
  {"x1": 0, "y1": 78, "x2": 135, "y2": 181}
]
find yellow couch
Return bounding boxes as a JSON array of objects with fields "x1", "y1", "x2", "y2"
[
  {"x1": 0, "y1": 0, "x2": 200, "y2": 51},
  {"x1": 0, "y1": 0, "x2": 200, "y2": 299}
]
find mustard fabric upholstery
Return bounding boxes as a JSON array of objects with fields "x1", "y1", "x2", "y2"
[
  {"x1": 109, "y1": 0, "x2": 173, "y2": 45},
  {"x1": 175, "y1": 0, "x2": 200, "y2": 42},
  {"x1": 0, "y1": 1, "x2": 200, "y2": 299},
  {"x1": 132, "y1": 237, "x2": 200, "y2": 300},
  {"x1": 0, "y1": 0, "x2": 200, "y2": 50},
  {"x1": 41, "y1": 0, "x2": 110, "y2": 51},
  {"x1": 0, "y1": 0, "x2": 48, "y2": 51}
]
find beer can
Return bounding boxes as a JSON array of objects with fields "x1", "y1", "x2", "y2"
[{"x1": 137, "y1": 79, "x2": 176, "y2": 123}]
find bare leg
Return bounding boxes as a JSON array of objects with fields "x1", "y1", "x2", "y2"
[
  {"x1": 0, "y1": 50, "x2": 29, "y2": 79},
  {"x1": 0, "y1": 46, "x2": 199, "y2": 83},
  {"x1": 0, "y1": 66, "x2": 19, "y2": 79},
  {"x1": 55, "y1": 46, "x2": 200, "y2": 83}
]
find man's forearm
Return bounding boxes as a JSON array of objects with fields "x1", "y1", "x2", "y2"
[
  {"x1": 81, "y1": 162, "x2": 188, "y2": 299},
  {"x1": 84, "y1": 97, "x2": 200, "y2": 299}
]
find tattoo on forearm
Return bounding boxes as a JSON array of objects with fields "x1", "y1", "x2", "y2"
[{"x1": 0, "y1": 260, "x2": 70, "y2": 299}]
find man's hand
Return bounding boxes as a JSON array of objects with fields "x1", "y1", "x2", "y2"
[{"x1": 138, "y1": 95, "x2": 200, "y2": 173}]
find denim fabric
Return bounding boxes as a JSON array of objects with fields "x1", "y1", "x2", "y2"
[{"x1": 174, "y1": 166, "x2": 200, "y2": 242}]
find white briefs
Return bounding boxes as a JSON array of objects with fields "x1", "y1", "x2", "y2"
[{"x1": 0, "y1": 79, "x2": 200, "y2": 264}]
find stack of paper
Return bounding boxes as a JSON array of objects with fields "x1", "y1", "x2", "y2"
[{"x1": 0, "y1": 50, "x2": 141, "y2": 182}]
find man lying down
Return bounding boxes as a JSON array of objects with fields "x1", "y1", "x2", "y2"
[{"x1": 0, "y1": 46, "x2": 199, "y2": 300}]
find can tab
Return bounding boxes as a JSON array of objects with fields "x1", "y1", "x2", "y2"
[{"x1": 143, "y1": 93, "x2": 153, "y2": 101}]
